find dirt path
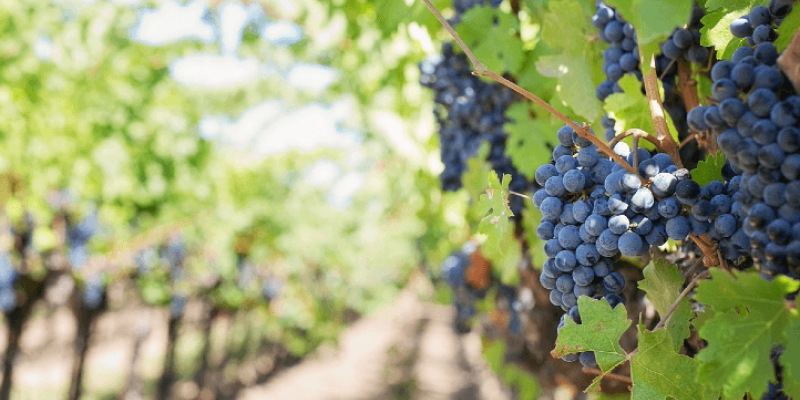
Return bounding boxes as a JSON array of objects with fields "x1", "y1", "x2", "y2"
[{"x1": 239, "y1": 288, "x2": 513, "y2": 400}]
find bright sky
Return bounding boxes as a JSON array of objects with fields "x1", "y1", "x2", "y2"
[{"x1": 129, "y1": 0, "x2": 364, "y2": 205}]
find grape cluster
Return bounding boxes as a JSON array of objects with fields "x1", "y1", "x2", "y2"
[
  {"x1": 593, "y1": 1, "x2": 641, "y2": 102},
  {"x1": 688, "y1": 4, "x2": 800, "y2": 276},
  {"x1": 68, "y1": 212, "x2": 98, "y2": 271},
  {"x1": 0, "y1": 253, "x2": 17, "y2": 313},
  {"x1": 82, "y1": 274, "x2": 104, "y2": 309},
  {"x1": 420, "y1": 42, "x2": 529, "y2": 214},
  {"x1": 163, "y1": 237, "x2": 188, "y2": 317},
  {"x1": 658, "y1": 7, "x2": 709, "y2": 67},
  {"x1": 440, "y1": 243, "x2": 485, "y2": 333},
  {"x1": 533, "y1": 123, "x2": 754, "y2": 364},
  {"x1": 729, "y1": 2, "x2": 794, "y2": 47}
]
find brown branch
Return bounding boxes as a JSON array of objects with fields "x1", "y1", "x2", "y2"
[
  {"x1": 420, "y1": 0, "x2": 486, "y2": 74},
  {"x1": 679, "y1": 132, "x2": 697, "y2": 149},
  {"x1": 688, "y1": 233, "x2": 720, "y2": 268},
  {"x1": 582, "y1": 367, "x2": 633, "y2": 385},
  {"x1": 778, "y1": 28, "x2": 800, "y2": 94},
  {"x1": 653, "y1": 270, "x2": 710, "y2": 331},
  {"x1": 421, "y1": 0, "x2": 642, "y2": 177},
  {"x1": 642, "y1": 56, "x2": 683, "y2": 168}
]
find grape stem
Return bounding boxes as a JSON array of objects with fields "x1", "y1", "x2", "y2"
[
  {"x1": 642, "y1": 56, "x2": 683, "y2": 168},
  {"x1": 687, "y1": 233, "x2": 720, "y2": 268},
  {"x1": 420, "y1": 0, "x2": 642, "y2": 178},
  {"x1": 582, "y1": 367, "x2": 632, "y2": 384},
  {"x1": 652, "y1": 270, "x2": 710, "y2": 331},
  {"x1": 608, "y1": 128, "x2": 668, "y2": 155},
  {"x1": 509, "y1": 190, "x2": 531, "y2": 200}
]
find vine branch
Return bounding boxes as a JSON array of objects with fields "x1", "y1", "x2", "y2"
[
  {"x1": 642, "y1": 56, "x2": 683, "y2": 168},
  {"x1": 421, "y1": 0, "x2": 641, "y2": 177}
]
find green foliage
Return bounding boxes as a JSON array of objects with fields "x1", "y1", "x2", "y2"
[
  {"x1": 457, "y1": 6, "x2": 525, "y2": 74},
  {"x1": 700, "y1": 0, "x2": 764, "y2": 55},
  {"x1": 605, "y1": 75, "x2": 656, "y2": 136},
  {"x1": 553, "y1": 296, "x2": 630, "y2": 392},
  {"x1": 536, "y1": 0, "x2": 603, "y2": 121},
  {"x1": 777, "y1": 6, "x2": 800, "y2": 52},
  {"x1": 504, "y1": 102, "x2": 560, "y2": 180},
  {"x1": 631, "y1": 326, "x2": 719, "y2": 400},
  {"x1": 694, "y1": 269, "x2": 800, "y2": 399},
  {"x1": 605, "y1": 0, "x2": 694, "y2": 73},
  {"x1": 783, "y1": 319, "x2": 800, "y2": 398},
  {"x1": 638, "y1": 260, "x2": 692, "y2": 350},
  {"x1": 476, "y1": 171, "x2": 521, "y2": 285},
  {"x1": 477, "y1": 171, "x2": 515, "y2": 255},
  {"x1": 483, "y1": 340, "x2": 541, "y2": 400},
  {"x1": 691, "y1": 151, "x2": 727, "y2": 186}
]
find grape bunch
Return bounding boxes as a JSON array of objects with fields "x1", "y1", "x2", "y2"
[
  {"x1": 729, "y1": 2, "x2": 794, "y2": 47},
  {"x1": 163, "y1": 237, "x2": 188, "y2": 318},
  {"x1": 440, "y1": 242, "x2": 488, "y2": 333},
  {"x1": 67, "y1": 212, "x2": 98, "y2": 270},
  {"x1": 420, "y1": 41, "x2": 529, "y2": 214},
  {"x1": 533, "y1": 123, "x2": 754, "y2": 364},
  {"x1": 0, "y1": 253, "x2": 17, "y2": 313},
  {"x1": 658, "y1": 6, "x2": 709, "y2": 67},
  {"x1": 687, "y1": 4, "x2": 800, "y2": 277},
  {"x1": 593, "y1": 1, "x2": 641, "y2": 102},
  {"x1": 421, "y1": 0, "x2": 530, "y2": 215},
  {"x1": 82, "y1": 274, "x2": 104, "y2": 310}
]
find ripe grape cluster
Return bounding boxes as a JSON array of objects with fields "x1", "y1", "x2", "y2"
[
  {"x1": 658, "y1": 7, "x2": 709, "y2": 67},
  {"x1": 687, "y1": 2, "x2": 800, "y2": 277},
  {"x1": 421, "y1": 0, "x2": 530, "y2": 214},
  {"x1": 0, "y1": 253, "x2": 17, "y2": 313},
  {"x1": 441, "y1": 243, "x2": 486, "y2": 333},
  {"x1": 729, "y1": 2, "x2": 793, "y2": 47},
  {"x1": 68, "y1": 212, "x2": 98, "y2": 271},
  {"x1": 533, "y1": 122, "x2": 755, "y2": 365},
  {"x1": 421, "y1": 42, "x2": 528, "y2": 214},
  {"x1": 163, "y1": 237, "x2": 188, "y2": 317},
  {"x1": 593, "y1": 1, "x2": 641, "y2": 102}
]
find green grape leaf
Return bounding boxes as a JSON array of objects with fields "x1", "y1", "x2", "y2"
[
  {"x1": 691, "y1": 150, "x2": 726, "y2": 186},
  {"x1": 462, "y1": 143, "x2": 493, "y2": 203},
  {"x1": 783, "y1": 317, "x2": 800, "y2": 399},
  {"x1": 777, "y1": 6, "x2": 800, "y2": 53},
  {"x1": 504, "y1": 102, "x2": 560, "y2": 180},
  {"x1": 477, "y1": 171, "x2": 514, "y2": 256},
  {"x1": 552, "y1": 297, "x2": 631, "y2": 392},
  {"x1": 482, "y1": 220, "x2": 522, "y2": 285},
  {"x1": 537, "y1": 54, "x2": 602, "y2": 122},
  {"x1": 692, "y1": 307, "x2": 716, "y2": 332},
  {"x1": 516, "y1": 44, "x2": 558, "y2": 103},
  {"x1": 536, "y1": 0, "x2": 603, "y2": 121},
  {"x1": 638, "y1": 260, "x2": 692, "y2": 350},
  {"x1": 457, "y1": 7, "x2": 525, "y2": 74},
  {"x1": 483, "y1": 339, "x2": 506, "y2": 374},
  {"x1": 631, "y1": 325, "x2": 719, "y2": 400},
  {"x1": 694, "y1": 269, "x2": 800, "y2": 399},
  {"x1": 605, "y1": 0, "x2": 694, "y2": 73},
  {"x1": 700, "y1": 1, "x2": 764, "y2": 54},
  {"x1": 604, "y1": 74, "x2": 655, "y2": 134}
]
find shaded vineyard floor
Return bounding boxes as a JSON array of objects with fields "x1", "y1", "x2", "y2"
[
  {"x1": 240, "y1": 286, "x2": 514, "y2": 400},
  {"x1": 0, "y1": 278, "x2": 515, "y2": 399}
]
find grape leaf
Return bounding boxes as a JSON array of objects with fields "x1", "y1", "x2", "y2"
[
  {"x1": 481, "y1": 220, "x2": 522, "y2": 285},
  {"x1": 694, "y1": 269, "x2": 800, "y2": 399},
  {"x1": 456, "y1": 6, "x2": 525, "y2": 74},
  {"x1": 462, "y1": 142, "x2": 493, "y2": 203},
  {"x1": 638, "y1": 260, "x2": 692, "y2": 350},
  {"x1": 504, "y1": 102, "x2": 560, "y2": 180},
  {"x1": 691, "y1": 150, "x2": 726, "y2": 186},
  {"x1": 537, "y1": 54, "x2": 602, "y2": 122},
  {"x1": 477, "y1": 171, "x2": 514, "y2": 256},
  {"x1": 605, "y1": 74, "x2": 655, "y2": 136},
  {"x1": 776, "y1": 6, "x2": 800, "y2": 53},
  {"x1": 605, "y1": 0, "x2": 694, "y2": 73},
  {"x1": 783, "y1": 317, "x2": 800, "y2": 399},
  {"x1": 552, "y1": 296, "x2": 631, "y2": 392},
  {"x1": 631, "y1": 325, "x2": 719, "y2": 400},
  {"x1": 700, "y1": 0, "x2": 764, "y2": 54},
  {"x1": 536, "y1": 0, "x2": 603, "y2": 121}
]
